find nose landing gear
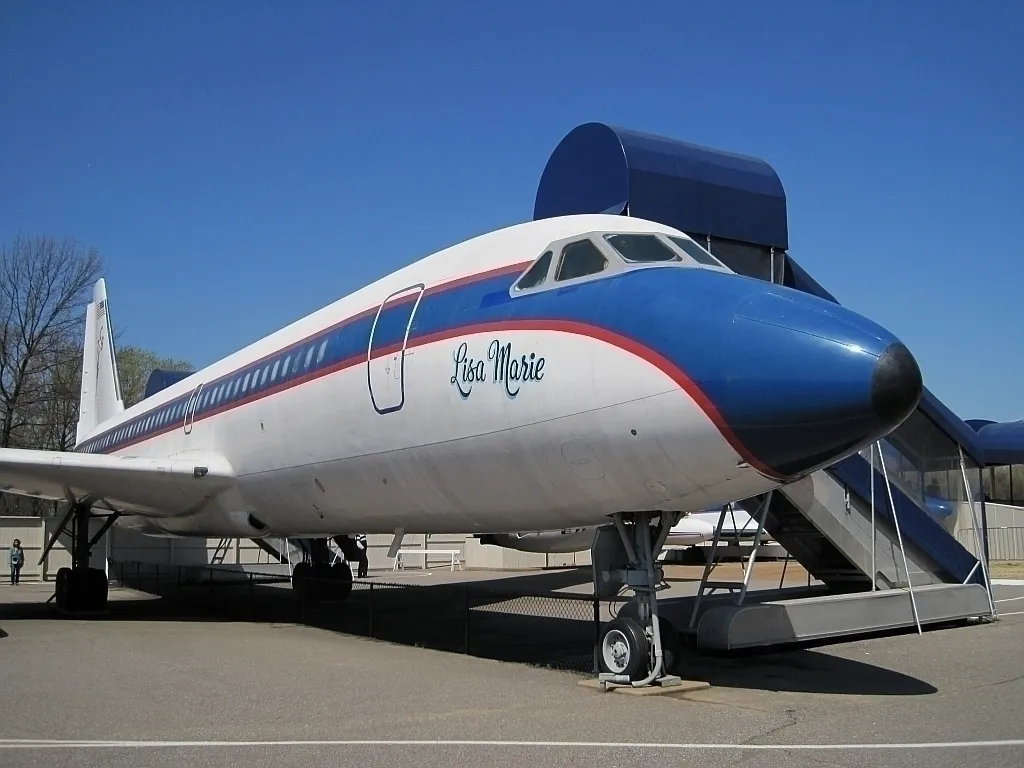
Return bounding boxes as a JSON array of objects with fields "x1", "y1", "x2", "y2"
[{"x1": 595, "y1": 511, "x2": 683, "y2": 690}]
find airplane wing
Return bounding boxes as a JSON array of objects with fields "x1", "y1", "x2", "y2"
[{"x1": 0, "y1": 447, "x2": 236, "y2": 517}]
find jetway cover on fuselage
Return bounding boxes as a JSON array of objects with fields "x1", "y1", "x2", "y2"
[
  {"x1": 144, "y1": 369, "x2": 193, "y2": 400},
  {"x1": 533, "y1": 122, "x2": 789, "y2": 250}
]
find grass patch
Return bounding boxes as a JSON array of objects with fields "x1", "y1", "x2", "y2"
[{"x1": 989, "y1": 561, "x2": 1024, "y2": 579}]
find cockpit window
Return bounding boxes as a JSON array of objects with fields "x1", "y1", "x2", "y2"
[
  {"x1": 514, "y1": 250, "x2": 552, "y2": 291},
  {"x1": 667, "y1": 235, "x2": 725, "y2": 267},
  {"x1": 605, "y1": 234, "x2": 681, "y2": 263},
  {"x1": 555, "y1": 239, "x2": 607, "y2": 282}
]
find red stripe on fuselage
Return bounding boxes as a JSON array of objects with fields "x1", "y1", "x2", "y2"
[
  {"x1": 101, "y1": 320, "x2": 785, "y2": 484},
  {"x1": 85, "y1": 261, "x2": 785, "y2": 483}
]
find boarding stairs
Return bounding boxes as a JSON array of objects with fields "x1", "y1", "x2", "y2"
[{"x1": 683, "y1": 442, "x2": 997, "y2": 650}]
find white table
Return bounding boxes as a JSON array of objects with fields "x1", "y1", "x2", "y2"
[{"x1": 392, "y1": 548, "x2": 463, "y2": 572}]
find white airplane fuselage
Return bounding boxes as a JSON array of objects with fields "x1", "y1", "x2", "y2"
[{"x1": 70, "y1": 214, "x2": 924, "y2": 541}]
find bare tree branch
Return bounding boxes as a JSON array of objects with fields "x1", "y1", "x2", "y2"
[{"x1": 0, "y1": 234, "x2": 101, "y2": 449}]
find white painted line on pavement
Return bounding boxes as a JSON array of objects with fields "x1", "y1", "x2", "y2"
[{"x1": 1, "y1": 738, "x2": 1023, "y2": 751}]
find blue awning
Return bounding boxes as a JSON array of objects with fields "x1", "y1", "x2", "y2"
[
  {"x1": 972, "y1": 421, "x2": 1024, "y2": 466},
  {"x1": 534, "y1": 122, "x2": 789, "y2": 249},
  {"x1": 144, "y1": 369, "x2": 193, "y2": 400}
]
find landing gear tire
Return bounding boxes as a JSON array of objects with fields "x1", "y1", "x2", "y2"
[
  {"x1": 598, "y1": 617, "x2": 649, "y2": 681},
  {"x1": 291, "y1": 562, "x2": 312, "y2": 599},
  {"x1": 330, "y1": 561, "x2": 353, "y2": 601},
  {"x1": 54, "y1": 567, "x2": 108, "y2": 612},
  {"x1": 291, "y1": 560, "x2": 352, "y2": 601},
  {"x1": 55, "y1": 567, "x2": 72, "y2": 610}
]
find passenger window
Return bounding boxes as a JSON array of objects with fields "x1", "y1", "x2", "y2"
[
  {"x1": 282, "y1": 356, "x2": 291, "y2": 378},
  {"x1": 271, "y1": 360, "x2": 281, "y2": 381},
  {"x1": 555, "y1": 240, "x2": 608, "y2": 282},
  {"x1": 668, "y1": 236, "x2": 724, "y2": 267},
  {"x1": 514, "y1": 251, "x2": 553, "y2": 291},
  {"x1": 242, "y1": 372, "x2": 251, "y2": 392},
  {"x1": 305, "y1": 345, "x2": 315, "y2": 369},
  {"x1": 317, "y1": 339, "x2": 328, "y2": 364},
  {"x1": 605, "y1": 234, "x2": 680, "y2": 263}
]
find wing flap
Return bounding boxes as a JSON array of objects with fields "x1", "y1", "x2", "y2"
[{"x1": 0, "y1": 448, "x2": 236, "y2": 516}]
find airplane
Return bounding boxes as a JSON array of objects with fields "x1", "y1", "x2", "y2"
[
  {"x1": 0, "y1": 212, "x2": 924, "y2": 687},
  {"x1": 478, "y1": 515, "x2": 718, "y2": 554}
]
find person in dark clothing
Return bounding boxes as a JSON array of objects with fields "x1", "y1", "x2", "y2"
[
  {"x1": 8, "y1": 538, "x2": 24, "y2": 585},
  {"x1": 355, "y1": 534, "x2": 369, "y2": 578}
]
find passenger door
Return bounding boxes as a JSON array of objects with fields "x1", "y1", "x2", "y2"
[
  {"x1": 182, "y1": 382, "x2": 205, "y2": 435},
  {"x1": 366, "y1": 284, "x2": 424, "y2": 414}
]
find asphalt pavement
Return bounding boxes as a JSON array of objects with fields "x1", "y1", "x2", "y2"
[{"x1": 1, "y1": 578, "x2": 1022, "y2": 768}]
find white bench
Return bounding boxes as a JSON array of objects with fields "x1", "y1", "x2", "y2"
[{"x1": 392, "y1": 548, "x2": 463, "y2": 572}]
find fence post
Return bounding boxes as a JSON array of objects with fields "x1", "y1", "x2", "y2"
[
  {"x1": 368, "y1": 582, "x2": 375, "y2": 638},
  {"x1": 463, "y1": 587, "x2": 470, "y2": 655},
  {"x1": 593, "y1": 598, "x2": 601, "y2": 675}
]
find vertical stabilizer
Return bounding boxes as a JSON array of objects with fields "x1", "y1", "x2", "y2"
[{"x1": 76, "y1": 279, "x2": 124, "y2": 445}]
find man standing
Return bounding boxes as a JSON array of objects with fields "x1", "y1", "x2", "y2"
[
  {"x1": 355, "y1": 534, "x2": 369, "y2": 578},
  {"x1": 8, "y1": 538, "x2": 24, "y2": 585}
]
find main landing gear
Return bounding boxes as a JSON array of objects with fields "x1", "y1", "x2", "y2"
[
  {"x1": 290, "y1": 537, "x2": 354, "y2": 601},
  {"x1": 39, "y1": 502, "x2": 121, "y2": 613},
  {"x1": 595, "y1": 511, "x2": 684, "y2": 689}
]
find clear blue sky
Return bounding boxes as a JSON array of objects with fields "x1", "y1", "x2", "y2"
[{"x1": 1, "y1": 2, "x2": 1021, "y2": 422}]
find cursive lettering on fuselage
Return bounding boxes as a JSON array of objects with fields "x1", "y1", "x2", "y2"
[
  {"x1": 449, "y1": 338, "x2": 545, "y2": 399},
  {"x1": 450, "y1": 341, "x2": 486, "y2": 398},
  {"x1": 488, "y1": 340, "x2": 544, "y2": 398}
]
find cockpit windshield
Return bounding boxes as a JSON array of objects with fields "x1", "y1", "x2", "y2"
[
  {"x1": 510, "y1": 229, "x2": 730, "y2": 300},
  {"x1": 604, "y1": 234, "x2": 681, "y2": 263},
  {"x1": 667, "y1": 235, "x2": 725, "y2": 268}
]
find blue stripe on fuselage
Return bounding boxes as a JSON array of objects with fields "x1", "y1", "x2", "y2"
[{"x1": 77, "y1": 264, "x2": 900, "y2": 482}]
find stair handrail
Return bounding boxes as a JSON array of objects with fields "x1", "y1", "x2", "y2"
[{"x1": 877, "y1": 441, "x2": 922, "y2": 634}]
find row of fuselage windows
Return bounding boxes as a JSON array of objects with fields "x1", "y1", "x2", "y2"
[
  {"x1": 80, "y1": 336, "x2": 335, "y2": 453},
  {"x1": 80, "y1": 235, "x2": 712, "y2": 454}
]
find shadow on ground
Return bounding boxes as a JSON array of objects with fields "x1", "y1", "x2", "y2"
[{"x1": 0, "y1": 565, "x2": 939, "y2": 697}]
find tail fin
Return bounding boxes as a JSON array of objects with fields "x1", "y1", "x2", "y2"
[{"x1": 76, "y1": 278, "x2": 124, "y2": 444}]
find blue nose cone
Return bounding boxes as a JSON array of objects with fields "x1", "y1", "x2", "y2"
[{"x1": 725, "y1": 290, "x2": 922, "y2": 478}]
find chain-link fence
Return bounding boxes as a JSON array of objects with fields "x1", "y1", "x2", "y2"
[{"x1": 110, "y1": 561, "x2": 608, "y2": 673}]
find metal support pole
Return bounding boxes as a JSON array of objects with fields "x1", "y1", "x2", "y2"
[
  {"x1": 979, "y1": 472, "x2": 991, "y2": 565},
  {"x1": 737, "y1": 491, "x2": 773, "y2": 605},
  {"x1": 870, "y1": 444, "x2": 876, "y2": 591},
  {"x1": 878, "y1": 442, "x2": 921, "y2": 634},
  {"x1": 959, "y1": 446, "x2": 997, "y2": 617},
  {"x1": 688, "y1": 504, "x2": 729, "y2": 629}
]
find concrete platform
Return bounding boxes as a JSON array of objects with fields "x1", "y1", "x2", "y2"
[
  {"x1": 576, "y1": 677, "x2": 711, "y2": 695},
  {"x1": 696, "y1": 583, "x2": 994, "y2": 651}
]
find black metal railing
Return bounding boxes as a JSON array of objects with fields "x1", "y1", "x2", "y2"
[{"x1": 109, "y1": 561, "x2": 610, "y2": 673}]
